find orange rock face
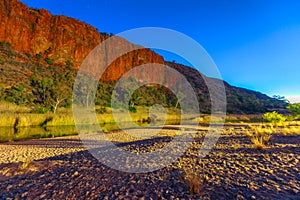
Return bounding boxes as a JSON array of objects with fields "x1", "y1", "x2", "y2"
[{"x1": 0, "y1": 0, "x2": 164, "y2": 81}]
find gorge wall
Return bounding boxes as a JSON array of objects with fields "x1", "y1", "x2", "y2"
[{"x1": 0, "y1": 0, "x2": 164, "y2": 81}]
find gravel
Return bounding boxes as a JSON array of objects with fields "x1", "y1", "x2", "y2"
[{"x1": 0, "y1": 127, "x2": 299, "y2": 199}]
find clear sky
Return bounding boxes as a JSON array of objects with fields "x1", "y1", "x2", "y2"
[{"x1": 20, "y1": 0, "x2": 300, "y2": 102}]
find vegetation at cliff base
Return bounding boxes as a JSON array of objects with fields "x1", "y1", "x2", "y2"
[{"x1": 0, "y1": 44, "x2": 288, "y2": 117}]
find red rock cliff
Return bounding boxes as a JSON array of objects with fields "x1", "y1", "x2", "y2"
[{"x1": 0, "y1": 0, "x2": 164, "y2": 81}]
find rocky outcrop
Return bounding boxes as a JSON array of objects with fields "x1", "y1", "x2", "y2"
[{"x1": 0, "y1": 0, "x2": 164, "y2": 80}]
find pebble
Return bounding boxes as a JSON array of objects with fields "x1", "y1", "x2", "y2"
[
  {"x1": 73, "y1": 171, "x2": 79, "y2": 176},
  {"x1": 236, "y1": 194, "x2": 245, "y2": 200}
]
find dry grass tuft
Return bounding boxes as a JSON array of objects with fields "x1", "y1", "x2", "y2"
[
  {"x1": 248, "y1": 123, "x2": 275, "y2": 149},
  {"x1": 251, "y1": 136, "x2": 265, "y2": 150},
  {"x1": 182, "y1": 170, "x2": 206, "y2": 195},
  {"x1": 19, "y1": 158, "x2": 33, "y2": 170},
  {"x1": 180, "y1": 163, "x2": 209, "y2": 196}
]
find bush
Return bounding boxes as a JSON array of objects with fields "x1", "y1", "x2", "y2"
[
  {"x1": 0, "y1": 41, "x2": 11, "y2": 49},
  {"x1": 287, "y1": 103, "x2": 300, "y2": 119},
  {"x1": 45, "y1": 57, "x2": 53, "y2": 65},
  {"x1": 63, "y1": 102, "x2": 72, "y2": 108},
  {"x1": 36, "y1": 53, "x2": 42, "y2": 61},
  {"x1": 96, "y1": 107, "x2": 106, "y2": 114},
  {"x1": 128, "y1": 106, "x2": 137, "y2": 113},
  {"x1": 66, "y1": 60, "x2": 73, "y2": 67},
  {"x1": 34, "y1": 107, "x2": 50, "y2": 114},
  {"x1": 262, "y1": 111, "x2": 286, "y2": 123}
]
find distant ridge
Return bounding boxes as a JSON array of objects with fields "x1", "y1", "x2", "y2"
[{"x1": 165, "y1": 62, "x2": 287, "y2": 114}]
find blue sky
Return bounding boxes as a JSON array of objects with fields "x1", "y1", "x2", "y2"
[{"x1": 21, "y1": 0, "x2": 300, "y2": 102}]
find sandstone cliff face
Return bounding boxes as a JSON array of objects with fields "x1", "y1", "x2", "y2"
[{"x1": 0, "y1": 0, "x2": 164, "y2": 81}]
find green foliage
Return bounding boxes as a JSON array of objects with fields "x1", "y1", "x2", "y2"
[
  {"x1": 16, "y1": 84, "x2": 24, "y2": 92},
  {"x1": 30, "y1": 70, "x2": 73, "y2": 113},
  {"x1": 96, "y1": 107, "x2": 106, "y2": 114},
  {"x1": 0, "y1": 41, "x2": 11, "y2": 49},
  {"x1": 66, "y1": 60, "x2": 73, "y2": 67},
  {"x1": 73, "y1": 73, "x2": 96, "y2": 107},
  {"x1": 8, "y1": 50, "x2": 16, "y2": 58},
  {"x1": 272, "y1": 95, "x2": 289, "y2": 103},
  {"x1": 36, "y1": 53, "x2": 42, "y2": 61},
  {"x1": 262, "y1": 111, "x2": 286, "y2": 123},
  {"x1": 37, "y1": 107, "x2": 49, "y2": 114},
  {"x1": 128, "y1": 106, "x2": 137, "y2": 113},
  {"x1": 129, "y1": 76, "x2": 136, "y2": 82},
  {"x1": 145, "y1": 102, "x2": 152, "y2": 107},
  {"x1": 30, "y1": 77, "x2": 53, "y2": 105},
  {"x1": 3, "y1": 85, "x2": 27, "y2": 105},
  {"x1": 45, "y1": 57, "x2": 53, "y2": 65},
  {"x1": 64, "y1": 102, "x2": 72, "y2": 108},
  {"x1": 287, "y1": 103, "x2": 300, "y2": 118}
]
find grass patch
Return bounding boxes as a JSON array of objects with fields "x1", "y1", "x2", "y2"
[
  {"x1": 277, "y1": 122, "x2": 300, "y2": 135},
  {"x1": 45, "y1": 115, "x2": 75, "y2": 126},
  {"x1": 0, "y1": 126, "x2": 77, "y2": 142},
  {"x1": 0, "y1": 101, "x2": 31, "y2": 113},
  {"x1": 0, "y1": 114, "x2": 16, "y2": 127},
  {"x1": 225, "y1": 114, "x2": 262, "y2": 123},
  {"x1": 0, "y1": 113, "x2": 52, "y2": 127}
]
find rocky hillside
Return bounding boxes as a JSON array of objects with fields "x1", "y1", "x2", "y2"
[
  {"x1": 0, "y1": 0, "x2": 164, "y2": 81},
  {"x1": 0, "y1": 0, "x2": 287, "y2": 114},
  {"x1": 166, "y1": 62, "x2": 287, "y2": 114}
]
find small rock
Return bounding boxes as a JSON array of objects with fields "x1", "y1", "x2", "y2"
[
  {"x1": 39, "y1": 193, "x2": 47, "y2": 199},
  {"x1": 229, "y1": 187, "x2": 237, "y2": 193},
  {"x1": 7, "y1": 185, "x2": 13, "y2": 190},
  {"x1": 73, "y1": 171, "x2": 79, "y2": 176},
  {"x1": 236, "y1": 194, "x2": 245, "y2": 200},
  {"x1": 21, "y1": 192, "x2": 28, "y2": 198}
]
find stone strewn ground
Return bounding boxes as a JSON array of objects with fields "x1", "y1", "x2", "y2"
[{"x1": 0, "y1": 128, "x2": 299, "y2": 199}]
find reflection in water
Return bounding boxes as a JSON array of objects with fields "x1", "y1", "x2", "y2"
[
  {"x1": 0, "y1": 126, "x2": 77, "y2": 142},
  {"x1": 0, "y1": 120, "x2": 181, "y2": 143},
  {"x1": 0, "y1": 123, "x2": 143, "y2": 142}
]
